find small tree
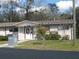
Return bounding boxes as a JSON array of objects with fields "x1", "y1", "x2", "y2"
[{"x1": 37, "y1": 25, "x2": 48, "y2": 40}]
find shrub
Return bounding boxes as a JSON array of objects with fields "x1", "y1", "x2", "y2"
[
  {"x1": 36, "y1": 34, "x2": 42, "y2": 40},
  {"x1": 0, "y1": 36, "x2": 8, "y2": 41},
  {"x1": 51, "y1": 33, "x2": 61, "y2": 40},
  {"x1": 45, "y1": 34, "x2": 52, "y2": 40},
  {"x1": 62, "y1": 35, "x2": 69, "y2": 40},
  {"x1": 45, "y1": 33, "x2": 61, "y2": 40},
  {"x1": 37, "y1": 25, "x2": 61, "y2": 40}
]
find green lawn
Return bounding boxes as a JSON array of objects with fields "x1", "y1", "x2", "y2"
[
  {"x1": 0, "y1": 41, "x2": 7, "y2": 44},
  {"x1": 16, "y1": 40, "x2": 79, "y2": 51}
]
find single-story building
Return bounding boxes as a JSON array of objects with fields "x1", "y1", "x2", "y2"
[{"x1": 0, "y1": 20, "x2": 74, "y2": 41}]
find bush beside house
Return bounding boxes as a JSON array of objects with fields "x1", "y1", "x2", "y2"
[
  {"x1": 0, "y1": 36, "x2": 8, "y2": 41},
  {"x1": 45, "y1": 33, "x2": 61, "y2": 40},
  {"x1": 62, "y1": 35, "x2": 69, "y2": 40}
]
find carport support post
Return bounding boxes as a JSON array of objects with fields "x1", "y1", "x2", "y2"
[
  {"x1": 24, "y1": 26, "x2": 26, "y2": 40},
  {"x1": 5, "y1": 27, "x2": 6, "y2": 36},
  {"x1": 72, "y1": 0, "x2": 76, "y2": 46}
]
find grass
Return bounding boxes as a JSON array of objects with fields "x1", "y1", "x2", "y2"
[
  {"x1": 16, "y1": 40, "x2": 79, "y2": 51},
  {"x1": 0, "y1": 41, "x2": 7, "y2": 44}
]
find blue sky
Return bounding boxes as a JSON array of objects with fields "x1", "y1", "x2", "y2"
[
  {"x1": 0, "y1": 0, "x2": 79, "y2": 12},
  {"x1": 34, "y1": 0, "x2": 78, "y2": 9},
  {"x1": 11, "y1": 0, "x2": 78, "y2": 9},
  {"x1": 34, "y1": 0, "x2": 73, "y2": 5},
  {"x1": 41, "y1": 0, "x2": 59, "y2": 4},
  {"x1": 15, "y1": 0, "x2": 79, "y2": 12},
  {"x1": 34, "y1": 0, "x2": 60, "y2": 6},
  {"x1": 18, "y1": 0, "x2": 60, "y2": 6}
]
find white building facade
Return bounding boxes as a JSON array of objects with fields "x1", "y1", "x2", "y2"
[{"x1": 0, "y1": 20, "x2": 74, "y2": 41}]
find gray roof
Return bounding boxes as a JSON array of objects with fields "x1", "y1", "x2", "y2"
[
  {"x1": 0, "y1": 20, "x2": 74, "y2": 27},
  {"x1": 0, "y1": 20, "x2": 36, "y2": 27},
  {"x1": 34, "y1": 20, "x2": 74, "y2": 25},
  {"x1": 15, "y1": 20, "x2": 36, "y2": 27},
  {"x1": 0, "y1": 22, "x2": 17, "y2": 27}
]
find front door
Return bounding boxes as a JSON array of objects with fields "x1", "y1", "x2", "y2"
[{"x1": 25, "y1": 26, "x2": 33, "y2": 40}]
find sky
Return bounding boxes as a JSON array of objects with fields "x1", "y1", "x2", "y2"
[
  {"x1": 18, "y1": 0, "x2": 79, "y2": 11},
  {"x1": 0, "y1": 0, "x2": 79, "y2": 12},
  {"x1": 35, "y1": 0, "x2": 79, "y2": 10}
]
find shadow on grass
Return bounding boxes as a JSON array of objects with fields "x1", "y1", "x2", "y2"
[{"x1": 0, "y1": 48, "x2": 79, "y2": 59}]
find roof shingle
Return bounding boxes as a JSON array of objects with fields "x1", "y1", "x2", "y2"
[{"x1": 0, "y1": 20, "x2": 74, "y2": 27}]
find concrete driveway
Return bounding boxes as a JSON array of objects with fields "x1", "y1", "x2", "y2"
[{"x1": 0, "y1": 48, "x2": 79, "y2": 59}]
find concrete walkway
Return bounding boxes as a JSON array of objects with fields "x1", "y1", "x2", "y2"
[
  {"x1": 0, "y1": 40, "x2": 29, "y2": 48},
  {"x1": 0, "y1": 44, "x2": 8, "y2": 47}
]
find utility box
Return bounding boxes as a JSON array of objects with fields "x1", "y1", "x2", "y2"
[{"x1": 8, "y1": 34, "x2": 17, "y2": 47}]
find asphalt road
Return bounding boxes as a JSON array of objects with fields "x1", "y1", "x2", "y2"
[{"x1": 0, "y1": 48, "x2": 79, "y2": 59}]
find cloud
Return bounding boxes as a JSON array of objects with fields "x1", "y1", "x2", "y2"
[
  {"x1": 56, "y1": 1, "x2": 72, "y2": 10},
  {"x1": 76, "y1": 0, "x2": 79, "y2": 6},
  {"x1": 30, "y1": 6, "x2": 46, "y2": 12},
  {"x1": 56, "y1": 0, "x2": 79, "y2": 11},
  {"x1": 0, "y1": 0, "x2": 17, "y2": 3}
]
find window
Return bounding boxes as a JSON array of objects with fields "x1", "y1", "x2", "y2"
[
  {"x1": 13, "y1": 28, "x2": 18, "y2": 32},
  {"x1": 26, "y1": 26, "x2": 33, "y2": 34},
  {"x1": 26, "y1": 28, "x2": 30, "y2": 34},
  {"x1": 58, "y1": 26, "x2": 63, "y2": 30},
  {"x1": 9, "y1": 27, "x2": 18, "y2": 32},
  {"x1": 64, "y1": 25, "x2": 69, "y2": 30},
  {"x1": 9, "y1": 28, "x2": 13, "y2": 32},
  {"x1": 58, "y1": 25, "x2": 69, "y2": 30}
]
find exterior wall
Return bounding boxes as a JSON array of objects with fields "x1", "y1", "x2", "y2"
[
  {"x1": 58, "y1": 25, "x2": 73, "y2": 40},
  {"x1": 25, "y1": 34, "x2": 33, "y2": 40},
  {"x1": 49, "y1": 25, "x2": 73, "y2": 40},
  {"x1": 0, "y1": 25, "x2": 73, "y2": 41},
  {"x1": 25, "y1": 27, "x2": 34, "y2": 40},
  {"x1": 69, "y1": 27, "x2": 73, "y2": 40},
  {"x1": 58, "y1": 30, "x2": 65, "y2": 37},
  {"x1": 0, "y1": 27, "x2": 13, "y2": 36},
  {"x1": 0, "y1": 28, "x2": 5, "y2": 36},
  {"x1": 5, "y1": 27, "x2": 13, "y2": 35},
  {"x1": 18, "y1": 27, "x2": 25, "y2": 41},
  {"x1": 31, "y1": 25, "x2": 73, "y2": 40},
  {"x1": 58, "y1": 28, "x2": 72, "y2": 40},
  {"x1": 49, "y1": 25, "x2": 58, "y2": 32},
  {"x1": 32, "y1": 26, "x2": 37, "y2": 40},
  {"x1": 18, "y1": 27, "x2": 34, "y2": 41},
  {"x1": 0, "y1": 27, "x2": 35, "y2": 41}
]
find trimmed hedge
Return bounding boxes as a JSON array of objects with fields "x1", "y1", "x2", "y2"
[{"x1": 0, "y1": 36, "x2": 8, "y2": 41}]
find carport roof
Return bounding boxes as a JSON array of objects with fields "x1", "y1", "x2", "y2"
[
  {"x1": 0, "y1": 20, "x2": 74, "y2": 27},
  {"x1": 0, "y1": 22, "x2": 17, "y2": 27},
  {"x1": 33, "y1": 20, "x2": 74, "y2": 25}
]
